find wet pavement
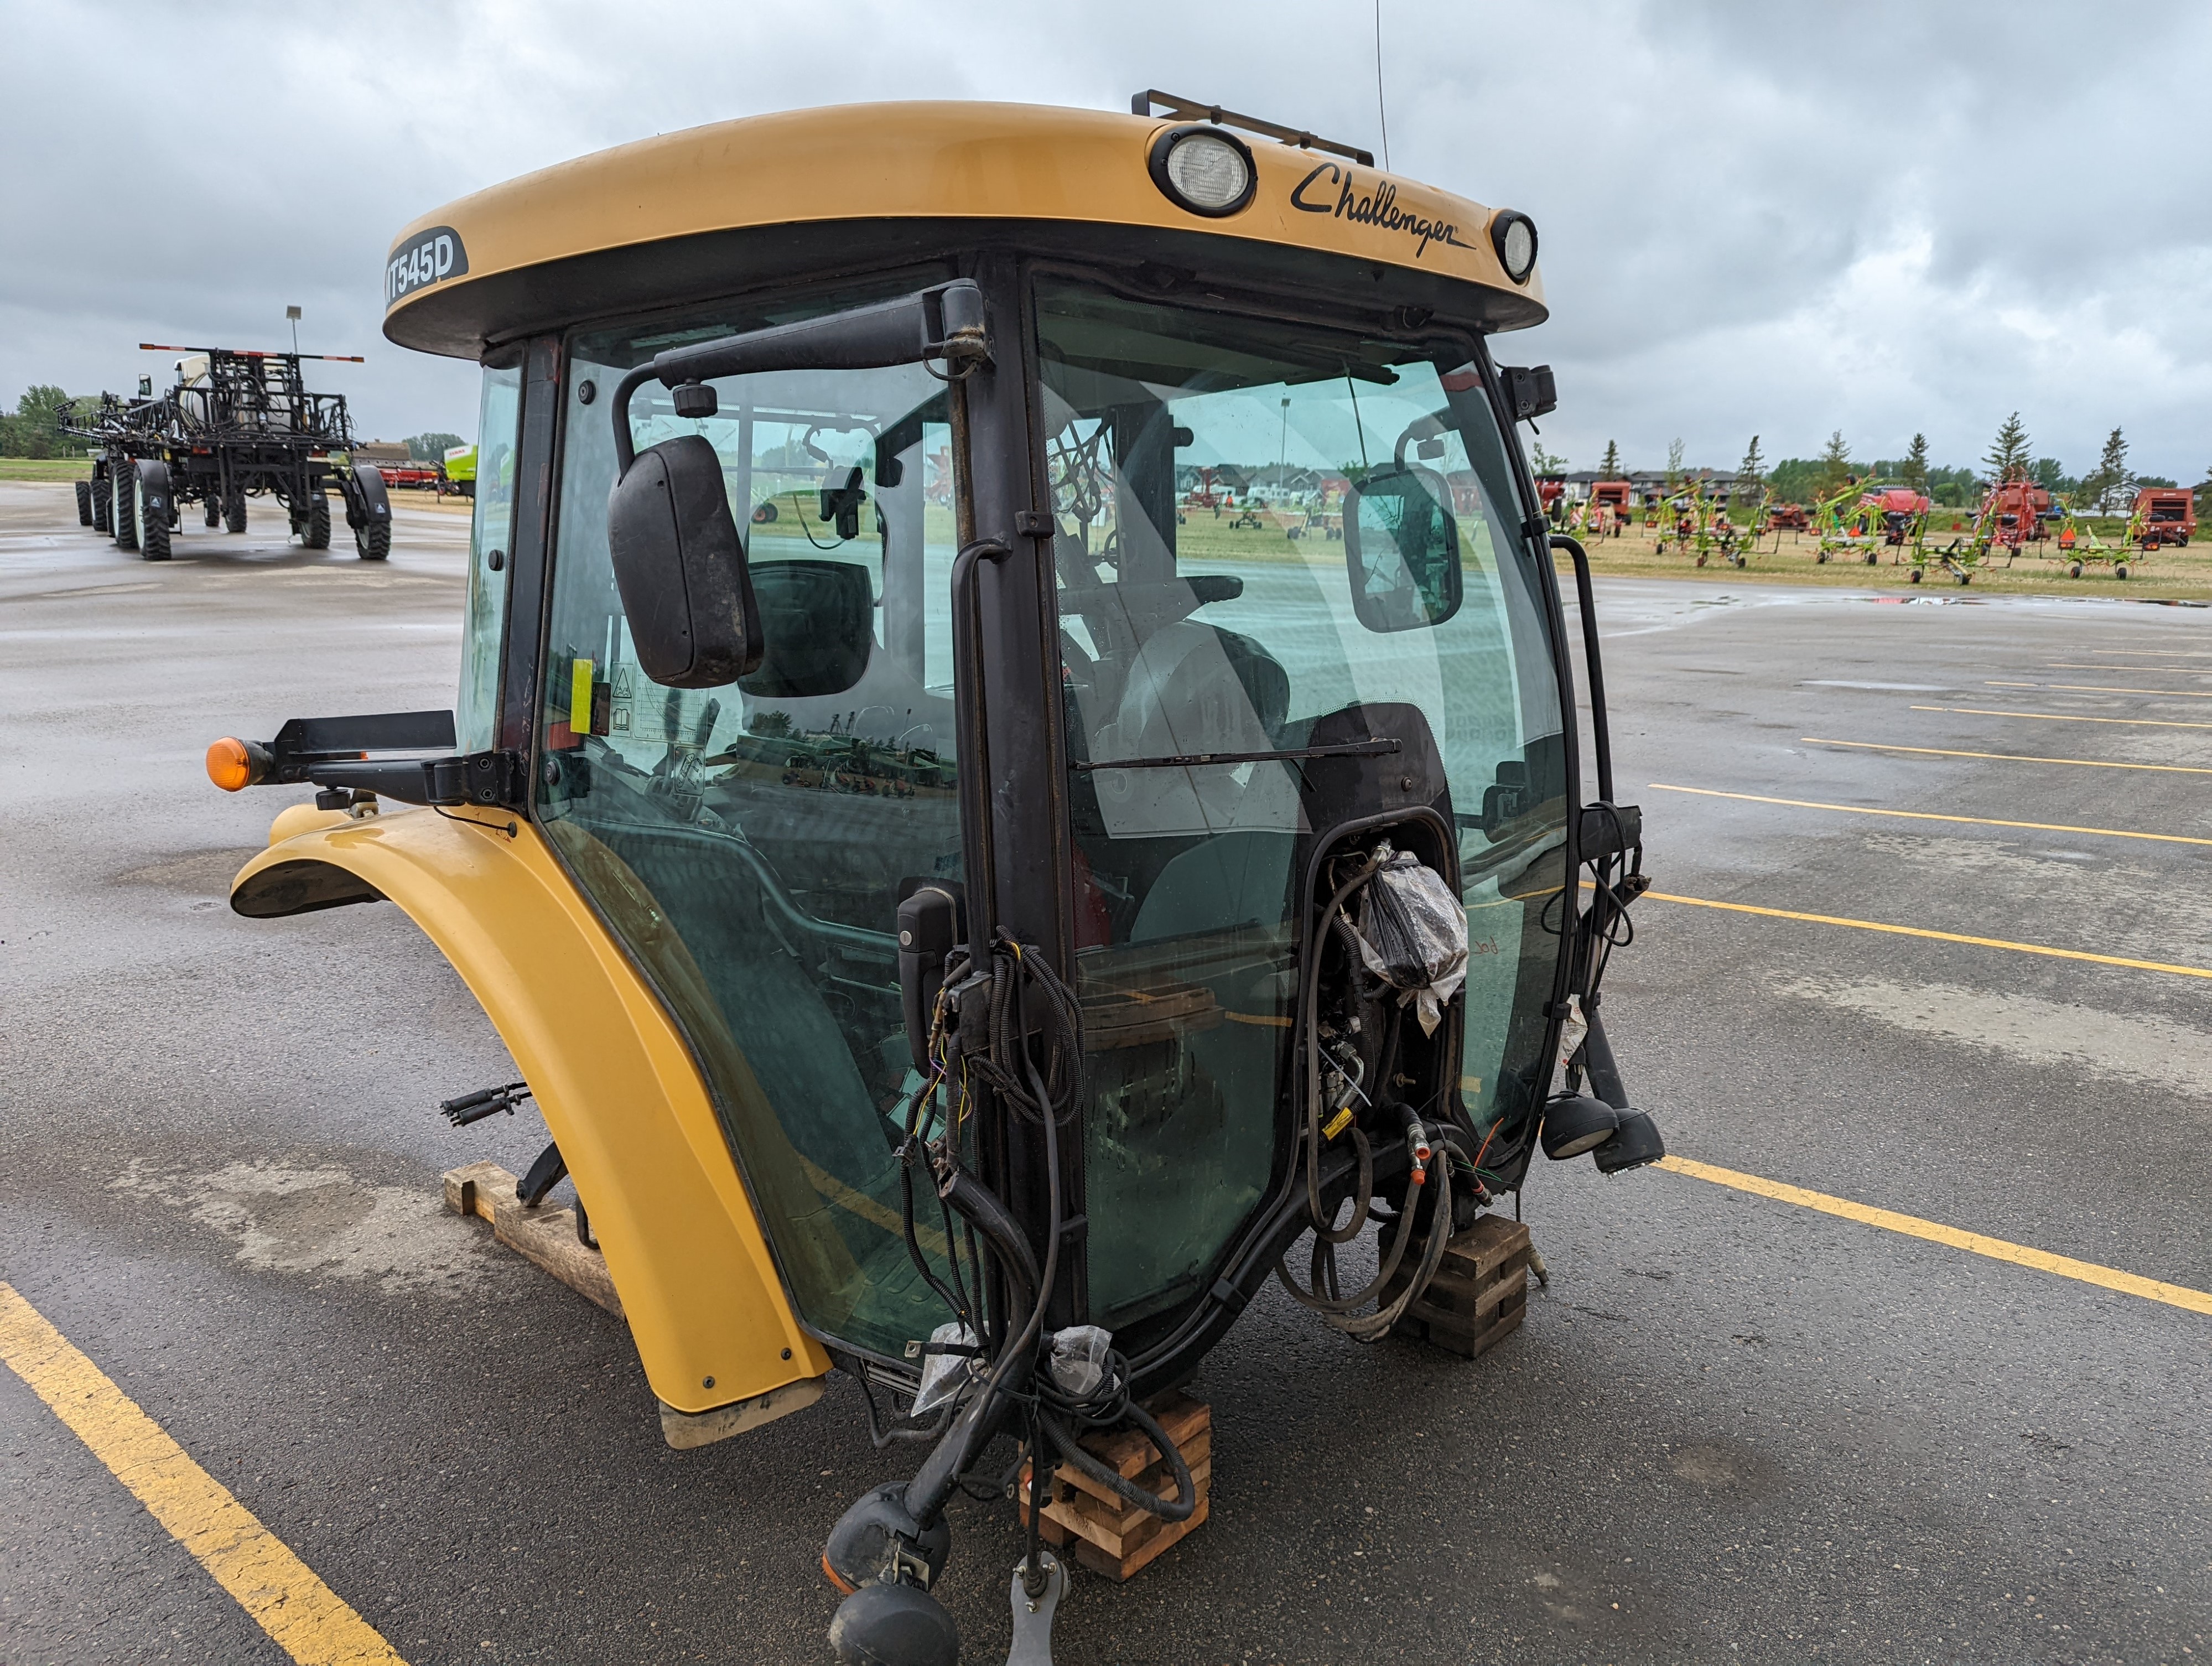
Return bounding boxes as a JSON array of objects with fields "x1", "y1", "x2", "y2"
[{"x1": 3, "y1": 482, "x2": 2207, "y2": 1664}]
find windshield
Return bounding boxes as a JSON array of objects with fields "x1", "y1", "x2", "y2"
[
  {"x1": 1034, "y1": 278, "x2": 1569, "y2": 1330},
  {"x1": 537, "y1": 278, "x2": 965, "y2": 1365}
]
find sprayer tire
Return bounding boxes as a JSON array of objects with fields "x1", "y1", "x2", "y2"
[
  {"x1": 112, "y1": 468, "x2": 137, "y2": 551},
  {"x1": 355, "y1": 519, "x2": 391, "y2": 562},
  {"x1": 204, "y1": 497, "x2": 221, "y2": 527},
  {"x1": 135, "y1": 470, "x2": 170, "y2": 562},
  {"x1": 302, "y1": 492, "x2": 331, "y2": 549},
  {"x1": 75, "y1": 480, "x2": 94, "y2": 526},
  {"x1": 224, "y1": 490, "x2": 247, "y2": 533}
]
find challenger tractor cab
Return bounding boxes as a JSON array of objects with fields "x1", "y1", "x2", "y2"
[{"x1": 207, "y1": 92, "x2": 1659, "y2": 1664}]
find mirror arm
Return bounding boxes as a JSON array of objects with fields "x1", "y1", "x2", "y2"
[
  {"x1": 610, "y1": 280, "x2": 990, "y2": 476},
  {"x1": 1548, "y1": 533, "x2": 1612, "y2": 803}
]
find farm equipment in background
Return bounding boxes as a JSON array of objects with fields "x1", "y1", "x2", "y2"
[
  {"x1": 1764, "y1": 501, "x2": 1809, "y2": 535},
  {"x1": 1979, "y1": 477, "x2": 2051, "y2": 563},
  {"x1": 2049, "y1": 499, "x2": 2135, "y2": 579},
  {"x1": 1654, "y1": 476, "x2": 1746, "y2": 567},
  {"x1": 2131, "y1": 486, "x2": 2194, "y2": 548},
  {"x1": 1576, "y1": 479, "x2": 1631, "y2": 538},
  {"x1": 1907, "y1": 489, "x2": 1996, "y2": 585},
  {"x1": 1811, "y1": 476, "x2": 1881, "y2": 565},
  {"x1": 1871, "y1": 486, "x2": 1930, "y2": 553},
  {"x1": 1536, "y1": 474, "x2": 1567, "y2": 526},
  {"x1": 355, "y1": 441, "x2": 446, "y2": 492},
  {"x1": 61, "y1": 345, "x2": 392, "y2": 562}
]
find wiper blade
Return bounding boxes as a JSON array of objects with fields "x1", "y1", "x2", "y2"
[{"x1": 1071, "y1": 739, "x2": 1400, "y2": 773}]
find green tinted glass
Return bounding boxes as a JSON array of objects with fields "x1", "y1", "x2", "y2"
[
  {"x1": 538, "y1": 284, "x2": 964, "y2": 1364},
  {"x1": 1034, "y1": 279, "x2": 1567, "y2": 1328}
]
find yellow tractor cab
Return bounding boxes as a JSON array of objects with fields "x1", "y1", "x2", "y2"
[{"x1": 209, "y1": 92, "x2": 1659, "y2": 1664}]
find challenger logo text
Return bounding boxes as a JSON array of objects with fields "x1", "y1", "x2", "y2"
[{"x1": 1290, "y1": 163, "x2": 1472, "y2": 259}]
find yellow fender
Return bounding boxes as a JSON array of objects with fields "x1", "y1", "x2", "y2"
[{"x1": 232, "y1": 802, "x2": 830, "y2": 1431}]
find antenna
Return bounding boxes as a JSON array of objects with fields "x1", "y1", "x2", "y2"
[{"x1": 1374, "y1": 0, "x2": 1391, "y2": 172}]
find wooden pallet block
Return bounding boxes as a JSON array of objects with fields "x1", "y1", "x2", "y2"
[
  {"x1": 1383, "y1": 1215, "x2": 1531, "y2": 1360},
  {"x1": 1016, "y1": 1392, "x2": 1211, "y2": 1581},
  {"x1": 443, "y1": 1160, "x2": 623, "y2": 1318}
]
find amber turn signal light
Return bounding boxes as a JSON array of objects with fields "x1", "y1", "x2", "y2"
[{"x1": 206, "y1": 736, "x2": 267, "y2": 792}]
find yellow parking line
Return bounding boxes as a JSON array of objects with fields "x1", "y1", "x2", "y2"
[
  {"x1": 2002, "y1": 680, "x2": 2212, "y2": 699},
  {"x1": 1644, "y1": 783, "x2": 2212, "y2": 848},
  {"x1": 1658, "y1": 1157, "x2": 2212, "y2": 1316},
  {"x1": 1803, "y1": 737, "x2": 2212, "y2": 776},
  {"x1": 1912, "y1": 703, "x2": 2212, "y2": 731},
  {"x1": 0, "y1": 1283, "x2": 407, "y2": 1665},
  {"x1": 2079, "y1": 648, "x2": 2212, "y2": 658},
  {"x1": 2044, "y1": 662, "x2": 2212, "y2": 673},
  {"x1": 1642, "y1": 890, "x2": 2212, "y2": 982}
]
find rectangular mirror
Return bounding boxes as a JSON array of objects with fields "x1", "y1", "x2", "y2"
[{"x1": 1344, "y1": 466, "x2": 1463, "y2": 631}]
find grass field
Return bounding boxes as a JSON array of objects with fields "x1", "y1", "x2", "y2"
[
  {"x1": 0, "y1": 457, "x2": 97, "y2": 482},
  {"x1": 1554, "y1": 519, "x2": 2210, "y2": 599}
]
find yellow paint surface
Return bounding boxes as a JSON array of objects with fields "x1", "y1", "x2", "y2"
[
  {"x1": 1998, "y1": 681, "x2": 2212, "y2": 699},
  {"x1": 1655, "y1": 1159, "x2": 2212, "y2": 1317},
  {"x1": 1801, "y1": 737, "x2": 2212, "y2": 776},
  {"x1": 1642, "y1": 890, "x2": 2212, "y2": 982},
  {"x1": 0, "y1": 1283, "x2": 408, "y2": 1665},
  {"x1": 1911, "y1": 704, "x2": 2212, "y2": 732},
  {"x1": 231, "y1": 808, "x2": 828, "y2": 1413},
  {"x1": 1645, "y1": 782, "x2": 2212, "y2": 848},
  {"x1": 386, "y1": 102, "x2": 1539, "y2": 345}
]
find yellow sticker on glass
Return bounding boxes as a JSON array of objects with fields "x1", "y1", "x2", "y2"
[{"x1": 572, "y1": 657, "x2": 594, "y2": 731}]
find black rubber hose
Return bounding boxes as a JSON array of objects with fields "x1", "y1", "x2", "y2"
[{"x1": 1039, "y1": 1396, "x2": 1196, "y2": 1523}]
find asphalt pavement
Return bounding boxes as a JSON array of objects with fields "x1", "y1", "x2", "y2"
[{"x1": 2, "y1": 480, "x2": 2206, "y2": 1665}]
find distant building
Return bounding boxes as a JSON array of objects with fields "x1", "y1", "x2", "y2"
[{"x1": 1560, "y1": 467, "x2": 1754, "y2": 506}]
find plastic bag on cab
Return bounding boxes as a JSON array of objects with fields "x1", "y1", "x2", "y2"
[
  {"x1": 1047, "y1": 1325, "x2": 1113, "y2": 1399},
  {"x1": 1352, "y1": 844, "x2": 1469, "y2": 1035}
]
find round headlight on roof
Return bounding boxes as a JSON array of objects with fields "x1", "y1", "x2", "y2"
[
  {"x1": 1491, "y1": 210, "x2": 1539, "y2": 284},
  {"x1": 1147, "y1": 125, "x2": 1257, "y2": 217}
]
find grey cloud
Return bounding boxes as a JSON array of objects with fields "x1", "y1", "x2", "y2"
[{"x1": 3, "y1": 0, "x2": 2205, "y2": 478}]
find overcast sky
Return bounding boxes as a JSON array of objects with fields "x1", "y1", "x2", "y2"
[{"x1": 5, "y1": 0, "x2": 2206, "y2": 480}]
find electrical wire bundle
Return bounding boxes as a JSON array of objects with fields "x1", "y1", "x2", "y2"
[
  {"x1": 1275, "y1": 849, "x2": 1472, "y2": 1341},
  {"x1": 885, "y1": 928, "x2": 1197, "y2": 1579}
]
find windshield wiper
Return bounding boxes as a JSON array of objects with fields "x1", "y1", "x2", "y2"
[{"x1": 1070, "y1": 739, "x2": 1400, "y2": 772}]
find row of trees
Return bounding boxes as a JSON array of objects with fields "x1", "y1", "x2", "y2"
[
  {"x1": 0, "y1": 386, "x2": 81, "y2": 458},
  {"x1": 1568, "y1": 415, "x2": 2205, "y2": 518}
]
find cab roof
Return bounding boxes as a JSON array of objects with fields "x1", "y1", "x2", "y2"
[{"x1": 382, "y1": 100, "x2": 1545, "y2": 359}]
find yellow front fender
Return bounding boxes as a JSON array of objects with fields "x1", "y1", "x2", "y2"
[{"x1": 232, "y1": 803, "x2": 832, "y2": 1419}]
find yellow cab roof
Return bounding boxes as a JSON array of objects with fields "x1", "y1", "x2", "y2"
[{"x1": 383, "y1": 100, "x2": 1545, "y2": 358}]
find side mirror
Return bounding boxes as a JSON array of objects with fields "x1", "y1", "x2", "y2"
[
  {"x1": 606, "y1": 434, "x2": 762, "y2": 688},
  {"x1": 1344, "y1": 468, "x2": 1462, "y2": 632}
]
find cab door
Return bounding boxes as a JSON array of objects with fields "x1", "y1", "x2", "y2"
[{"x1": 527, "y1": 273, "x2": 1048, "y2": 1371}]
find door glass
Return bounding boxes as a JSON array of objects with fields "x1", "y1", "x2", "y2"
[
  {"x1": 539, "y1": 286, "x2": 963, "y2": 1364},
  {"x1": 455, "y1": 362, "x2": 520, "y2": 752},
  {"x1": 1035, "y1": 279, "x2": 1568, "y2": 1329}
]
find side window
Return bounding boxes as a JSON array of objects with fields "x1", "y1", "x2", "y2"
[
  {"x1": 455, "y1": 362, "x2": 521, "y2": 752},
  {"x1": 534, "y1": 295, "x2": 966, "y2": 1364}
]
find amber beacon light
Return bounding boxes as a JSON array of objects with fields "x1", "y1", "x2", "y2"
[{"x1": 206, "y1": 735, "x2": 267, "y2": 791}]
